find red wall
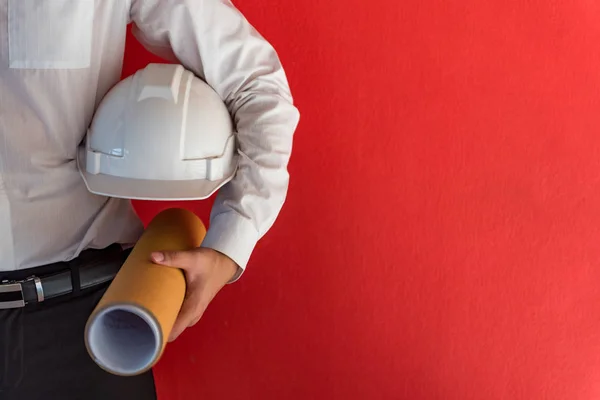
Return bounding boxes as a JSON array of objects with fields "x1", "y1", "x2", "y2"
[{"x1": 126, "y1": 1, "x2": 600, "y2": 399}]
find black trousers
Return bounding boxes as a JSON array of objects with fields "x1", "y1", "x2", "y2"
[{"x1": 0, "y1": 248, "x2": 157, "y2": 400}]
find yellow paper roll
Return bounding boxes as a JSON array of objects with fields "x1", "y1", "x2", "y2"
[{"x1": 85, "y1": 208, "x2": 205, "y2": 376}]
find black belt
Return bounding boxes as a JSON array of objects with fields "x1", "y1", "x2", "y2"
[{"x1": 0, "y1": 245, "x2": 129, "y2": 310}]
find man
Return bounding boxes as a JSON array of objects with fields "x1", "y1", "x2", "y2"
[{"x1": 0, "y1": 0, "x2": 299, "y2": 398}]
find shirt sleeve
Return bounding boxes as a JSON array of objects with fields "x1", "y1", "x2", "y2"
[{"x1": 130, "y1": 0, "x2": 300, "y2": 282}]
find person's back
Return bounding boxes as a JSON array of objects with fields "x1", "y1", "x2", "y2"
[{"x1": 0, "y1": 1, "x2": 299, "y2": 398}]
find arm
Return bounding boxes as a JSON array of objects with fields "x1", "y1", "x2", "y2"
[{"x1": 131, "y1": 0, "x2": 300, "y2": 282}]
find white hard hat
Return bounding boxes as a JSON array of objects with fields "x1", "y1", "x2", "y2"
[{"x1": 77, "y1": 63, "x2": 237, "y2": 201}]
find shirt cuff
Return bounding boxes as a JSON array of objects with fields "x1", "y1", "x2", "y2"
[{"x1": 200, "y1": 212, "x2": 259, "y2": 283}]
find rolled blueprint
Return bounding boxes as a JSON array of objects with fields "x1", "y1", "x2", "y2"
[{"x1": 85, "y1": 208, "x2": 205, "y2": 376}]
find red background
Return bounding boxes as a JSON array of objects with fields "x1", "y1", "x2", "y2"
[{"x1": 124, "y1": 1, "x2": 600, "y2": 399}]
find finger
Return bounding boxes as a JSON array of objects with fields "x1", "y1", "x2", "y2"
[
  {"x1": 168, "y1": 286, "x2": 206, "y2": 342},
  {"x1": 151, "y1": 250, "x2": 196, "y2": 270}
]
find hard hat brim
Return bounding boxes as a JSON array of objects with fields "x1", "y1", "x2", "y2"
[{"x1": 77, "y1": 146, "x2": 235, "y2": 201}]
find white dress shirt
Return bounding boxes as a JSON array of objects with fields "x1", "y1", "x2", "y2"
[{"x1": 0, "y1": 0, "x2": 299, "y2": 280}]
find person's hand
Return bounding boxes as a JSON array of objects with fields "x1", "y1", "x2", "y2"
[{"x1": 150, "y1": 247, "x2": 238, "y2": 342}]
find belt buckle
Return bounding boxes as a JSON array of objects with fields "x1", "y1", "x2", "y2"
[{"x1": 0, "y1": 280, "x2": 25, "y2": 309}]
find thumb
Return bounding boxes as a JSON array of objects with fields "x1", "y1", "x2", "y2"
[
  {"x1": 151, "y1": 250, "x2": 196, "y2": 270},
  {"x1": 168, "y1": 287, "x2": 205, "y2": 342}
]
